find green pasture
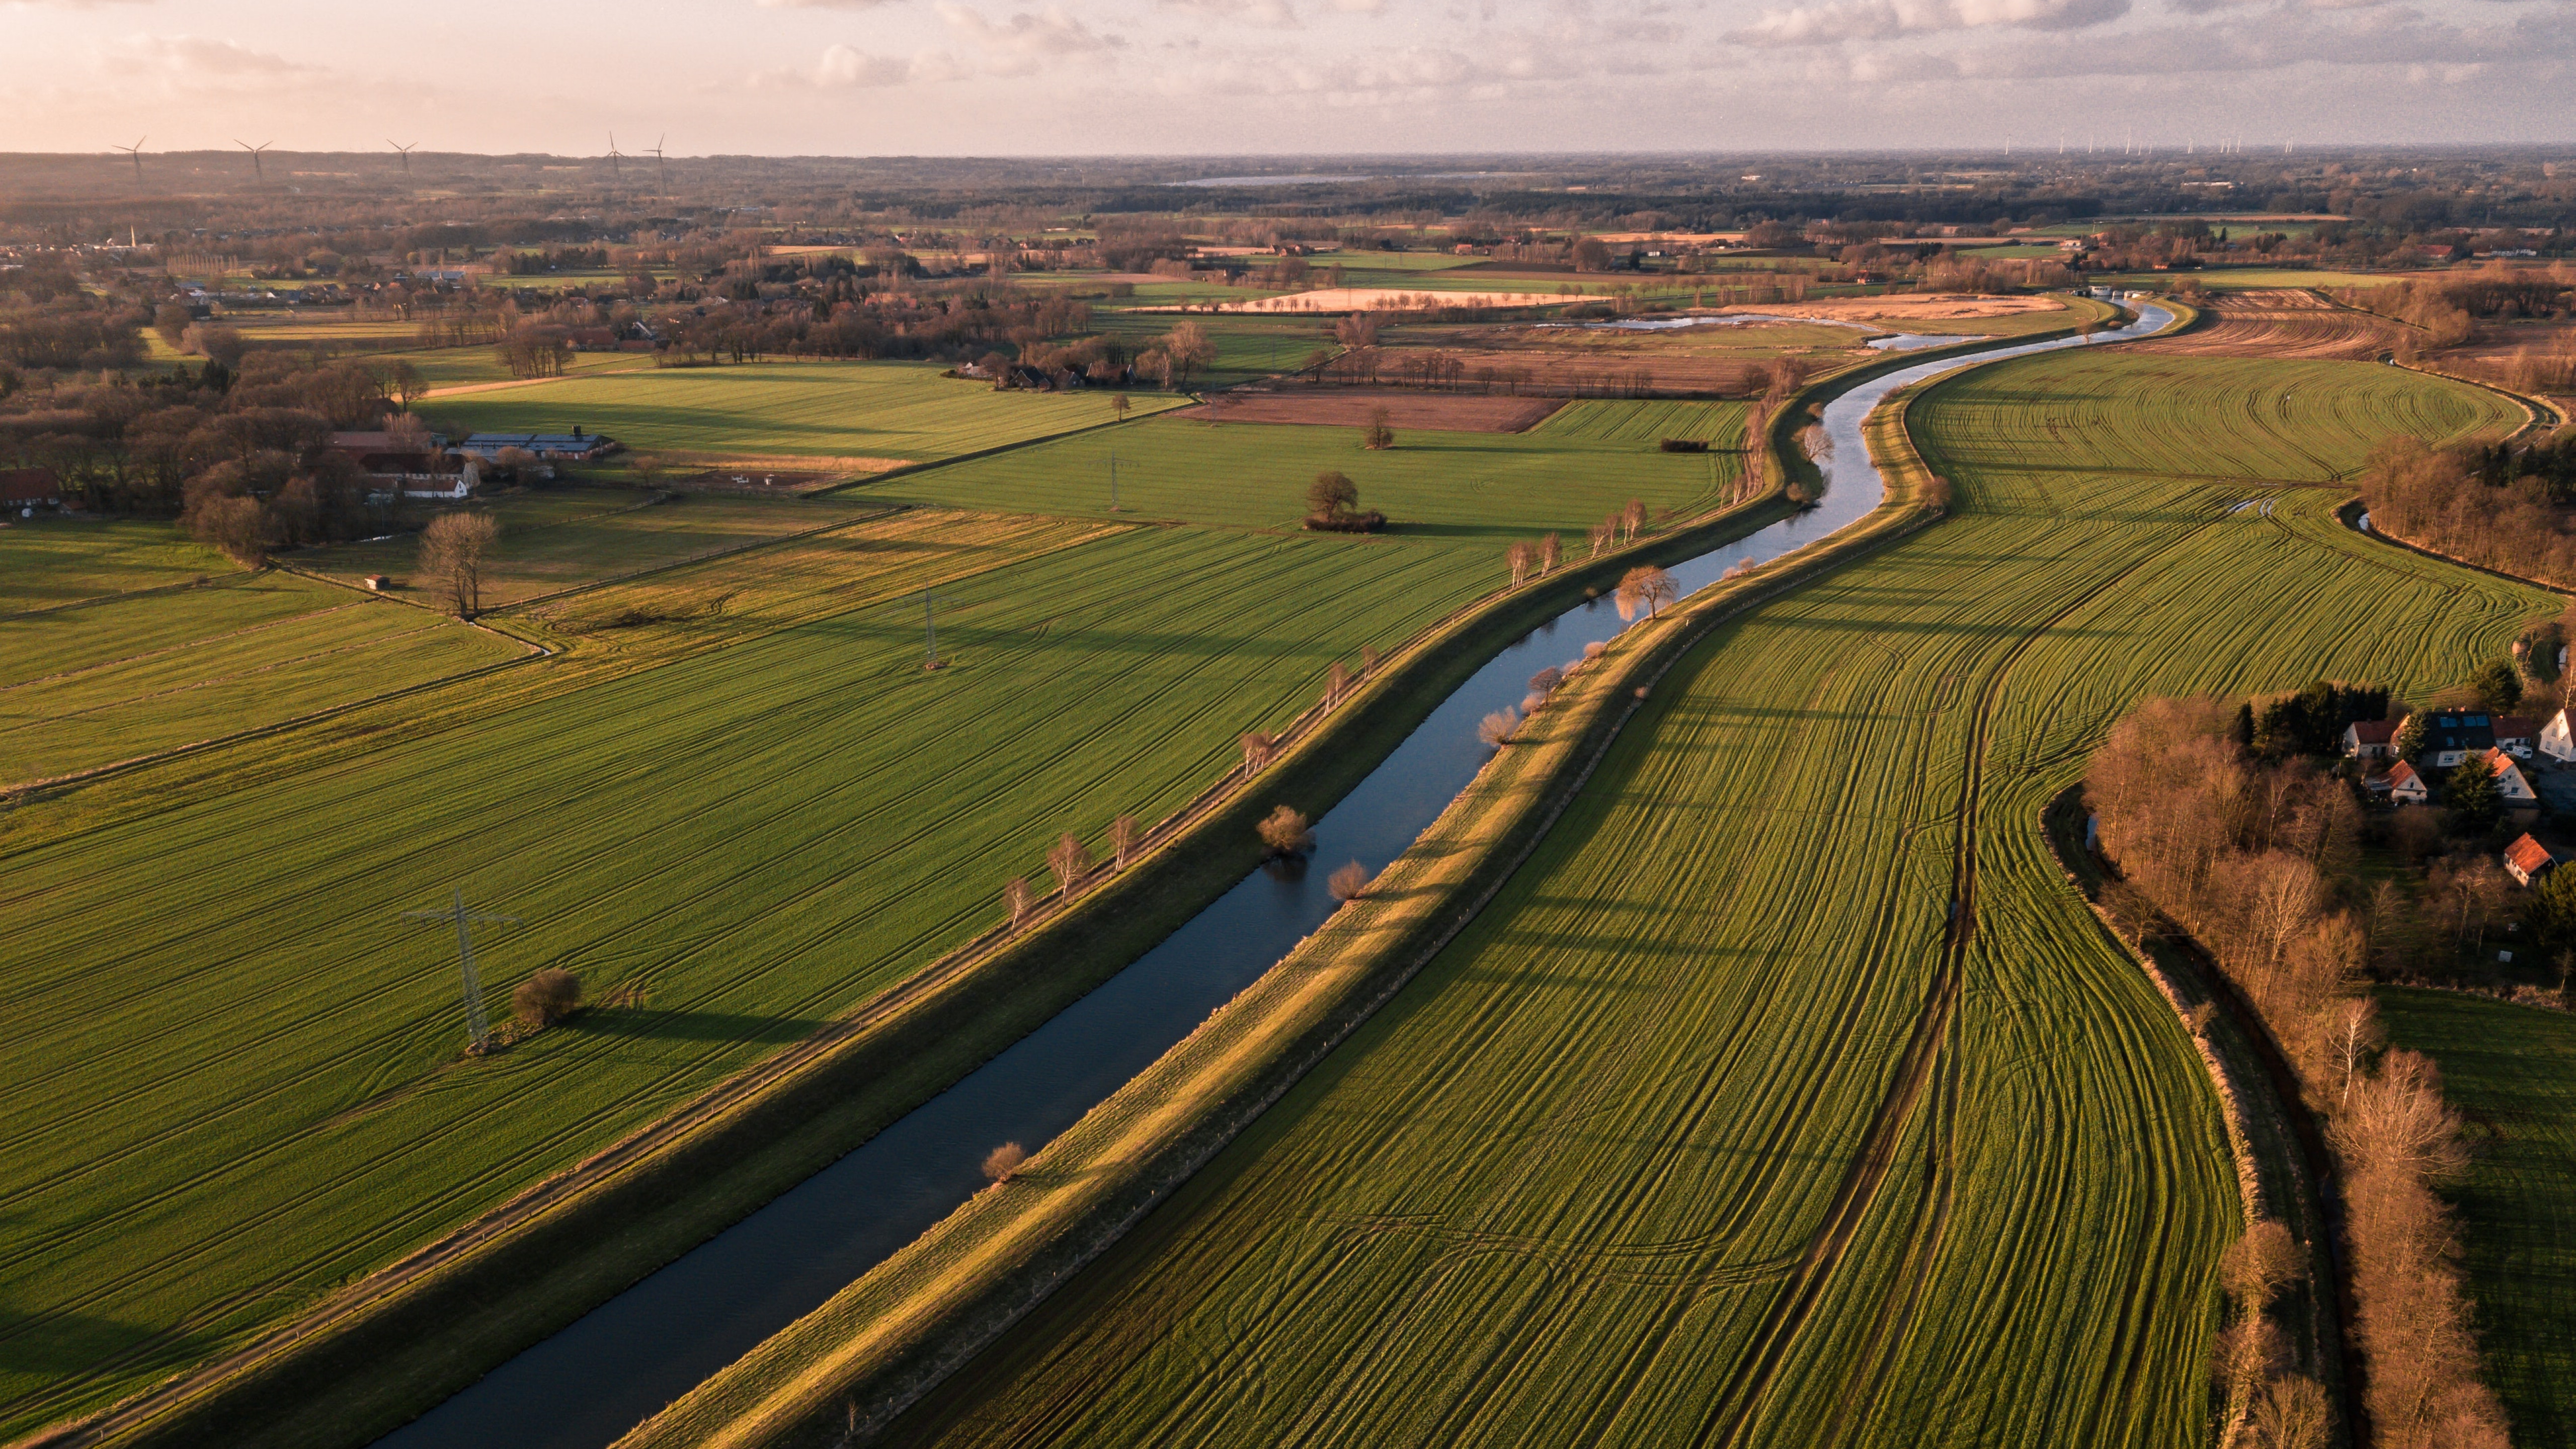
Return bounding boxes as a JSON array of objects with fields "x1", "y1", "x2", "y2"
[
  {"x1": 1, "y1": 519, "x2": 234, "y2": 612},
  {"x1": 2379, "y1": 988, "x2": 2576, "y2": 1449},
  {"x1": 892, "y1": 353, "x2": 2544, "y2": 1448},
  {"x1": 299, "y1": 488, "x2": 883, "y2": 608},
  {"x1": 2, "y1": 569, "x2": 523, "y2": 784},
  {"x1": 0, "y1": 508, "x2": 1533, "y2": 1436},
  {"x1": 418, "y1": 361, "x2": 1187, "y2": 463},
  {"x1": 858, "y1": 404, "x2": 1746, "y2": 541}
]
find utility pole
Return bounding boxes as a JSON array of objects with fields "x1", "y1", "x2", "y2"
[
  {"x1": 400, "y1": 889, "x2": 519, "y2": 1055},
  {"x1": 920, "y1": 590, "x2": 957, "y2": 669}
]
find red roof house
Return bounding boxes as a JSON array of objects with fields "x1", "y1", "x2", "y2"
[
  {"x1": 2506, "y1": 833, "x2": 2555, "y2": 886},
  {"x1": 0, "y1": 467, "x2": 62, "y2": 507}
]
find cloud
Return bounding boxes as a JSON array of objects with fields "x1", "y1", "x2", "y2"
[
  {"x1": 103, "y1": 35, "x2": 322, "y2": 88},
  {"x1": 1160, "y1": 0, "x2": 1303, "y2": 27},
  {"x1": 1867, "y1": 4, "x2": 2576, "y2": 80},
  {"x1": 753, "y1": 0, "x2": 899, "y2": 7},
  {"x1": 1733, "y1": 0, "x2": 2126, "y2": 45},
  {"x1": 936, "y1": 2, "x2": 1122, "y2": 72},
  {"x1": 752, "y1": 43, "x2": 972, "y2": 86}
]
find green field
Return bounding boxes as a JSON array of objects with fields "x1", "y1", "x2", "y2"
[
  {"x1": 886, "y1": 353, "x2": 2539, "y2": 1447},
  {"x1": 0, "y1": 504, "x2": 1559, "y2": 1436},
  {"x1": 2, "y1": 520, "x2": 235, "y2": 612},
  {"x1": 297, "y1": 487, "x2": 885, "y2": 607},
  {"x1": 2, "y1": 571, "x2": 526, "y2": 784},
  {"x1": 418, "y1": 361, "x2": 1188, "y2": 464},
  {"x1": 1090, "y1": 310, "x2": 1331, "y2": 387},
  {"x1": 860, "y1": 408, "x2": 1746, "y2": 540},
  {"x1": 2378, "y1": 988, "x2": 2576, "y2": 1448}
]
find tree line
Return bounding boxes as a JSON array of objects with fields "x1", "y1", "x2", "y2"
[
  {"x1": 2086, "y1": 696, "x2": 2510, "y2": 1449},
  {"x1": 2359, "y1": 433, "x2": 2576, "y2": 589}
]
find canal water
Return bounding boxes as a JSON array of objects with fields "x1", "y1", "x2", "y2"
[{"x1": 380, "y1": 302, "x2": 2172, "y2": 1449}]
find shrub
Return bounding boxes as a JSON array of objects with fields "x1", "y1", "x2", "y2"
[
  {"x1": 1257, "y1": 804, "x2": 1314, "y2": 856},
  {"x1": 981, "y1": 1142, "x2": 1026, "y2": 1183},
  {"x1": 1658, "y1": 438, "x2": 1709, "y2": 453},
  {"x1": 511, "y1": 968, "x2": 581, "y2": 1027},
  {"x1": 1478, "y1": 706, "x2": 1519, "y2": 747},
  {"x1": 1328, "y1": 860, "x2": 1371, "y2": 901},
  {"x1": 1303, "y1": 510, "x2": 1386, "y2": 533}
]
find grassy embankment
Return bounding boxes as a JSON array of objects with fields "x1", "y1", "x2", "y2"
[
  {"x1": 1, "y1": 398, "x2": 1772, "y2": 1446},
  {"x1": 2378, "y1": 989, "x2": 2576, "y2": 1449},
  {"x1": 626, "y1": 351, "x2": 2534, "y2": 1449}
]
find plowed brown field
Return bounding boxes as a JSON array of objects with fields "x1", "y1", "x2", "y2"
[
  {"x1": 2138, "y1": 289, "x2": 2403, "y2": 360},
  {"x1": 1190, "y1": 388, "x2": 1564, "y2": 431}
]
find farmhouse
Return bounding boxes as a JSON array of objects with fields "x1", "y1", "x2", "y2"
[
  {"x1": 2493, "y1": 715, "x2": 2538, "y2": 758},
  {"x1": 2385, "y1": 760, "x2": 2430, "y2": 805},
  {"x1": 2408, "y1": 709, "x2": 2496, "y2": 768},
  {"x1": 2543, "y1": 709, "x2": 2576, "y2": 764},
  {"x1": 456, "y1": 429, "x2": 619, "y2": 462},
  {"x1": 2342, "y1": 719, "x2": 2396, "y2": 760},
  {"x1": 2505, "y1": 833, "x2": 2556, "y2": 887},
  {"x1": 2475, "y1": 747, "x2": 2538, "y2": 803},
  {"x1": 1, "y1": 466, "x2": 63, "y2": 512}
]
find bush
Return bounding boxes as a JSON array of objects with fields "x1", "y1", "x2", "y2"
[
  {"x1": 981, "y1": 1142, "x2": 1026, "y2": 1183},
  {"x1": 511, "y1": 968, "x2": 582, "y2": 1027},
  {"x1": 1303, "y1": 510, "x2": 1386, "y2": 533},
  {"x1": 1479, "y1": 707, "x2": 1519, "y2": 747},
  {"x1": 1328, "y1": 860, "x2": 1372, "y2": 901},
  {"x1": 1257, "y1": 804, "x2": 1314, "y2": 857}
]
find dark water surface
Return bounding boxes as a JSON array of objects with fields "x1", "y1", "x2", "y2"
[{"x1": 379, "y1": 303, "x2": 2171, "y2": 1449}]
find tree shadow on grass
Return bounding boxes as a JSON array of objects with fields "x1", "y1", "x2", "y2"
[
  {"x1": 570, "y1": 1009, "x2": 826, "y2": 1046},
  {"x1": 0, "y1": 1307, "x2": 216, "y2": 1381}
]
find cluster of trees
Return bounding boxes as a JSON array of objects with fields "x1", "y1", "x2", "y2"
[
  {"x1": 1, "y1": 346, "x2": 436, "y2": 542},
  {"x1": 3, "y1": 259, "x2": 147, "y2": 368},
  {"x1": 2359, "y1": 434, "x2": 2576, "y2": 588},
  {"x1": 1303, "y1": 471, "x2": 1384, "y2": 533},
  {"x1": 2086, "y1": 697, "x2": 2509, "y2": 1449}
]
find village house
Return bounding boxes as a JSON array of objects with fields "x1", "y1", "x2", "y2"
[
  {"x1": 2384, "y1": 760, "x2": 2431, "y2": 805},
  {"x1": 455, "y1": 429, "x2": 618, "y2": 462},
  {"x1": 2409, "y1": 709, "x2": 2497, "y2": 769},
  {"x1": 2542, "y1": 708, "x2": 2576, "y2": 764},
  {"x1": 2475, "y1": 747, "x2": 2539, "y2": 803},
  {"x1": 1, "y1": 466, "x2": 63, "y2": 515},
  {"x1": 2342, "y1": 719, "x2": 2396, "y2": 760},
  {"x1": 2506, "y1": 833, "x2": 2556, "y2": 887},
  {"x1": 2493, "y1": 715, "x2": 2539, "y2": 759}
]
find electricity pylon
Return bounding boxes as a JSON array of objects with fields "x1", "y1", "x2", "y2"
[
  {"x1": 402, "y1": 889, "x2": 519, "y2": 1055},
  {"x1": 921, "y1": 590, "x2": 957, "y2": 669}
]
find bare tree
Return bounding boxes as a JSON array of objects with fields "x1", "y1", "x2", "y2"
[
  {"x1": 1507, "y1": 541, "x2": 1536, "y2": 586},
  {"x1": 981, "y1": 1142, "x2": 1026, "y2": 1183},
  {"x1": 1240, "y1": 731, "x2": 1278, "y2": 772},
  {"x1": 1328, "y1": 860, "x2": 1372, "y2": 901},
  {"x1": 1111, "y1": 814, "x2": 1142, "y2": 869},
  {"x1": 2252, "y1": 1376, "x2": 2332, "y2": 1449},
  {"x1": 2222, "y1": 1218, "x2": 2302, "y2": 1309},
  {"x1": 2326, "y1": 995, "x2": 2386, "y2": 1105},
  {"x1": 1162, "y1": 322, "x2": 1216, "y2": 389},
  {"x1": 1528, "y1": 665, "x2": 1563, "y2": 698},
  {"x1": 1363, "y1": 405, "x2": 1393, "y2": 451},
  {"x1": 1539, "y1": 532, "x2": 1561, "y2": 575},
  {"x1": 1361, "y1": 644, "x2": 1382, "y2": 674},
  {"x1": 1004, "y1": 877, "x2": 1035, "y2": 928},
  {"x1": 1326, "y1": 660, "x2": 1353, "y2": 705},
  {"x1": 1622, "y1": 498, "x2": 1650, "y2": 543},
  {"x1": 418, "y1": 511, "x2": 501, "y2": 617},
  {"x1": 1588, "y1": 518, "x2": 1614, "y2": 560},
  {"x1": 1112, "y1": 391, "x2": 1132, "y2": 423},
  {"x1": 1257, "y1": 804, "x2": 1314, "y2": 856},
  {"x1": 1048, "y1": 833, "x2": 1092, "y2": 893},
  {"x1": 1479, "y1": 706, "x2": 1519, "y2": 747},
  {"x1": 1617, "y1": 565, "x2": 1676, "y2": 621}
]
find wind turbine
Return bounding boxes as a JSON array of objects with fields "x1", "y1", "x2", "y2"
[
  {"x1": 606, "y1": 133, "x2": 624, "y2": 182},
  {"x1": 389, "y1": 139, "x2": 417, "y2": 175},
  {"x1": 236, "y1": 139, "x2": 273, "y2": 181},
  {"x1": 649, "y1": 134, "x2": 668, "y2": 190},
  {"x1": 113, "y1": 136, "x2": 145, "y2": 180}
]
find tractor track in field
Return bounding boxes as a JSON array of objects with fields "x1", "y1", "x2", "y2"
[{"x1": 1693, "y1": 506, "x2": 2225, "y2": 1449}]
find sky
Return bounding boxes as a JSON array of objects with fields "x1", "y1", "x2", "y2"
[{"x1": 1, "y1": 0, "x2": 2568, "y2": 156}]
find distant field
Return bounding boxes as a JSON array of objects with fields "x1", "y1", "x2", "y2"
[
  {"x1": 2378, "y1": 988, "x2": 2576, "y2": 1449},
  {"x1": 298, "y1": 487, "x2": 886, "y2": 607},
  {"x1": 0, "y1": 507, "x2": 1541, "y2": 1436},
  {"x1": 1, "y1": 519, "x2": 234, "y2": 612},
  {"x1": 1534, "y1": 397, "x2": 1744, "y2": 443},
  {"x1": 859, "y1": 401, "x2": 1747, "y2": 539},
  {"x1": 1091, "y1": 310, "x2": 1331, "y2": 387},
  {"x1": 2097, "y1": 269, "x2": 2406, "y2": 291},
  {"x1": 1, "y1": 571, "x2": 524, "y2": 784},
  {"x1": 888, "y1": 351, "x2": 2543, "y2": 1449},
  {"x1": 420, "y1": 362, "x2": 1187, "y2": 465}
]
